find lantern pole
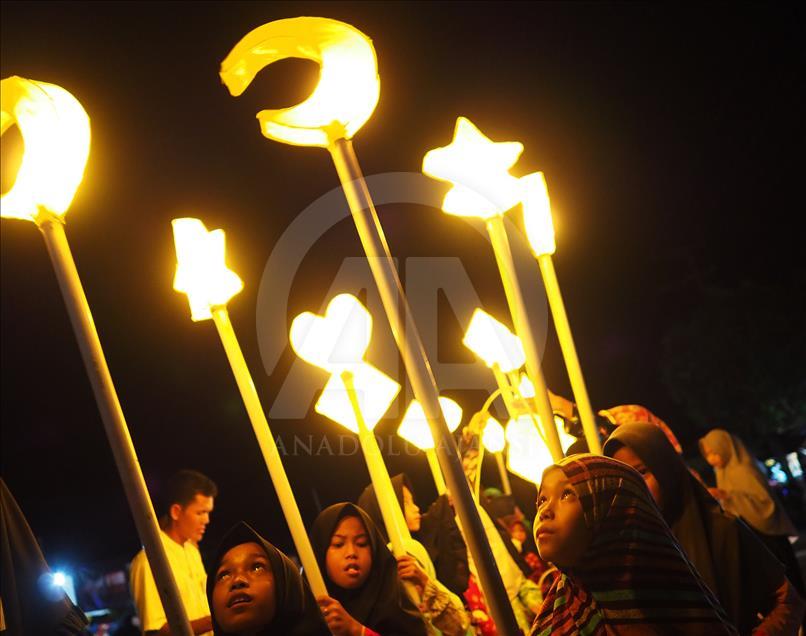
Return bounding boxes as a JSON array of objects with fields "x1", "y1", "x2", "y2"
[
  {"x1": 330, "y1": 139, "x2": 521, "y2": 635},
  {"x1": 486, "y1": 215, "x2": 563, "y2": 461},
  {"x1": 210, "y1": 306, "x2": 328, "y2": 597},
  {"x1": 537, "y1": 255, "x2": 602, "y2": 453},
  {"x1": 36, "y1": 213, "x2": 193, "y2": 636}
]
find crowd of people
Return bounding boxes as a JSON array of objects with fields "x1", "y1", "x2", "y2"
[
  {"x1": 119, "y1": 404, "x2": 804, "y2": 636},
  {"x1": 1, "y1": 406, "x2": 802, "y2": 635}
]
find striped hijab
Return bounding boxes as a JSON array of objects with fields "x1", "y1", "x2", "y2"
[{"x1": 531, "y1": 455, "x2": 737, "y2": 635}]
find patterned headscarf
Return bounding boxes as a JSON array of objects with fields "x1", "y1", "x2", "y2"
[
  {"x1": 598, "y1": 404, "x2": 683, "y2": 454},
  {"x1": 531, "y1": 455, "x2": 737, "y2": 635}
]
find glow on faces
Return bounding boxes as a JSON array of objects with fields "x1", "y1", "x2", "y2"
[
  {"x1": 220, "y1": 17, "x2": 380, "y2": 147},
  {"x1": 212, "y1": 542, "x2": 277, "y2": 633},
  {"x1": 521, "y1": 172, "x2": 556, "y2": 256},
  {"x1": 481, "y1": 417, "x2": 505, "y2": 453},
  {"x1": 397, "y1": 397, "x2": 462, "y2": 450},
  {"x1": 463, "y1": 309, "x2": 525, "y2": 372},
  {"x1": 289, "y1": 294, "x2": 400, "y2": 433},
  {"x1": 535, "y1": 467, "x2": 590, "y2": 567},
  {"x1": 1, "y1": 76, "x2": 90, "y2": 221},
  {"x1": 172, "y1": 218, "x2": 244, "y2": 321},
  {"x1": 422, "y1": 117, "x2": 526, "y2": 219},
  {"x1": 326, "y1": 515, "x2": 372, "y2": 589}
]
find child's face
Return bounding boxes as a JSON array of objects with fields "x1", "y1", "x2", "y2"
[
  {"x1": 535, "y1": 468, "x2": 590, "y2": 567},
  {"x1": 612, "y1": 445, "x2": 664, "y2": 510},
  {"x1": 326, "y1": 515, "x2": 372, "y2": 589},
  {"x1": 402, "y1": 486, "x2": 421, "y2": 532},
  {"x1": 212, "y1": 542, "x2": 276, "y2": 634}
]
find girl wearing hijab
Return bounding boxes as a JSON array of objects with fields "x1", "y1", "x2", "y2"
[
  {"x1": 206, "y1": 522, "x2": 329, "y2": 636},
  {"x1": 605, "y1": 423, "x2": 805, "y2": 634},
  {"x1": 531, "y1": 454, "x2": 738, "y2": 635},
  {"x1": 311, "y1": 502, "x2": 427, "y2": 636},
  {"x1": 357, "y1": 477, "x2": 472, "y2": 635},
  {"x1": 700, "y1": 429, "x2": 804, "y2": 597}
]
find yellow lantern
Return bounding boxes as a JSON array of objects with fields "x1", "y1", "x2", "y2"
[
  {"x1": 521, "y1": 172, "x2": 556, "y2": 256},
  {"x1": 1, "y1": 76, "x2": 195, "y2": 635},
  {"x1": 1, "y1": 76, "x2": 90, "y2": 221},
  {"x1": 171, "y1": 217, "x2": 328, "y2": 599},
  {"x1": 505, "y1": 415, "x2": 554, "y2": 485},
  {"x1": 462, "y1": 308, "x2": 525, "y2": 373},
  {"x1": 422, "y1": 117, "x2": 527, "y2": 219},
  {"x1": 481, "y1": 417, "x2": 506, "y2": 454},
  {"x1": 289, "y1": 294, "x2": 400, "y2": 432},
  {"x1": 220, "y1": 17, "x2": 379, "y2": 148},
  {"x1": 397, "y1": 397, "x2": 462, "y2": 495},
  {"x1": 172, "y1": 218, "x2": 243, "y2": 321},
  {"x1": 398, "y1": 397, "x2": 463, "y2": 450},
  {"x1": 423, "y1": 117, "x2": 565, "y2": 462}
]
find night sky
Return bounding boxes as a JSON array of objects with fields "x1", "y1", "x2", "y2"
[{"x1": 2, "y1": 1, "x2": 804, "y2": 580}]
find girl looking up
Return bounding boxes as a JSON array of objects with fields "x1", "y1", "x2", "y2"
[
  {"x1": 531, "y1": 454, "x2": 737, "y2": 635},
  {"x1": 207, "y1": 522, "x2": 328, "y2": 635}
]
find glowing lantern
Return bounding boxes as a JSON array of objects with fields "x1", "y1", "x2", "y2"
[
  {"x1": 172, "y1": 218, "x2": 327, "y2": 598},
  {"x1": 521, "y1": 174, "x2": 602, "y2": 454},
  {"x1": 482, "y1": 416, "x2": 512, "y2": 494},
  {"x1": 481, "y1": 417, "x2": 506, "y2": 454},
  {"x1": 172, "y1": 219, "x2": 243, "y2": 321},
  {"x1": 506, "y1": 415, "x2": 554, "y2": 485},
  {"x1": 521, "y1": 172, "x2": 556, "y2": 256},
  {"x1": 220, "y1": 17, "x2": 379, "y2": 148},
  {"x1": 1, "y1": 76, "x2": 90, "y2": 221},
  {"x1": 398, "y1": 397, "x2": 463, "y2": 450},
  {"x1": 289, "y1": 294, "x2": 400, "y2": 433},
  {"x1": 1, "y1": 76, "x2": 194, "y2": 635},
  {"x1": 463, "y1": 308, "x2": 526, "y2": 373},
  {"x1": 398, "y1": 397, "x2": 462, "y2": 495},
  {"x1": 422, "y1": 117, "x2": 565, "y2": 462},
  {"x1": 225, "y1": 21, "x2": 521, "y2": 631},
  {"x1": 422, "y1": 117, "x2": 530, "y2": 219}
]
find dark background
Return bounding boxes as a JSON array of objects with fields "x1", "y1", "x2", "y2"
[{"x1": 2, "y1": 1, "x2": 804, "y2": 579}]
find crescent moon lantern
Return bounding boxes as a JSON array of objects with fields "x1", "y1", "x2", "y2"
[
  {"x1": 1, "y1": 76, "x2": 90, "y2": 222},
  {"x1": 220, "y1": 17, "x2": 380, "y2": 148}
]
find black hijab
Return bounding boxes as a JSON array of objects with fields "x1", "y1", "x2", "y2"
[
  {"x1": 206, "y1": 522, "x2": 329, "y2": 636},
  {"x1": 604, "y1": 423, "x2": 786, "y2": 634},
  {"x1": 0, "y1": 478, "x2": 88, "y2": 635},
  {"x1": 358, "y1": 474, "x2": 470, "y2": 597},
  {"x1": 310, "y1": 502, "x2": 426, "y2": 636}
]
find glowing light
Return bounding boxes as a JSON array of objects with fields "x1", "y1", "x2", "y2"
[
  {"x1": 316, "y1": 363, "x2": 400, "y2": 433},
  {"x1": 290, "y1": 294, "x2": 400, "y2": 432},
  {"x1": 1, "y1": 76, "x2": 90, "y2": 222},
  {"x1": 52, "y1": 571, "x2": 66, "y2": 587},
  {"x1": 290, "y1": 294, "x2": 372, "y2": 372},
  {"x1": 554, "y1": 415, "x2": 578, "y2": 454},
  {"x1": 422, "y1": 117, "x2": 525, "y2": 219},
  {"x1": 518, "y1": 373, "x2": 535, "y2": 398},
  {"x1": 172, "y1": 218, "x2": 244, "y2": 321},
  {"x1": 463, "y1": 308, "x2": 525, "y2": 372},
  {"x1": 521, "y1": 172, "x2": 556, "y2": 256},
  {"x1": 505, "y1": 415, "x2": 553, "y2": 484},
  {"x1": 397, "y1": 397, "x2": 463, "y2": 450},
  {"x1": 481, "y1": 417, "x2": 505, "y2": 453},
  {"x1": 221, "y1": 17, "x2": 380, "y2": 147}
]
